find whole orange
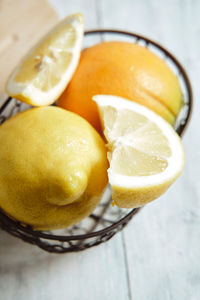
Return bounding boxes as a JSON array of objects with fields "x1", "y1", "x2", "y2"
[{"x1": 57, "y1": 41, "x2": 183, "y2": 134}]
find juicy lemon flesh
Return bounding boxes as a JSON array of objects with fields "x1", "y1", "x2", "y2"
[
  {"x1": 14, "y1": 24, "x2": 76, "y2": 91},
  {"x1": 111, "y1": 146, "x2": 168, "y2": 176},
  {"x1": 6, "y1": 13, "x2": 84, "y2": 106},
  {"x1": 94, "y1": 95, "x2": 185, "y2": 209},
  {"x1": 102, "y1": 106, "x2": 171, "y2": 177}
]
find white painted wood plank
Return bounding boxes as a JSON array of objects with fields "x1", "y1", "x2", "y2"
[
  {"x1": 0, "y1": 230, "x2": 129, "y2": 300},
  {"x1": 48, "y1": 0, "x2": 98, "y2": 29},
  {"x1": 48, "y1": 0, "x2": 102, "y2": 47},
  {"x1": 98, "y1": 0, "x2": 200, "y2": 299},
  {"x1": 1, "y1": 1, "x2": 199, "y2": 300},
  {"x1": 0, "y1": 1, "x2": 130, "y2": 300}
]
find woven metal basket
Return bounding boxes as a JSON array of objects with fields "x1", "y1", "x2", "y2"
[{"x1": 0, "y1": 29, "x2": 192, "y2": 253}]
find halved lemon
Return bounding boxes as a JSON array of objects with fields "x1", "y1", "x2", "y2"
[
  {"x1": 6, "y1": 13, "x2": 84, "y2": 106},
  {"x1": 93, "y1": 95, "x2": 185, "y2": 208}
]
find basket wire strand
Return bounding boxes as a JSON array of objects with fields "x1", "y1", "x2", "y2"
[{"x1": 0, "y1": 29, "x2": 192, "y2": 253}]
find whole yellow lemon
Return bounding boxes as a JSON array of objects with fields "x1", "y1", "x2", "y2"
[{"x1": 0, "y1": 106, "x2": 108, "y2": 230}]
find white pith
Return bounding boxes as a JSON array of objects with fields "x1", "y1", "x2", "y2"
[
  {"x1": 93, "y1": 95, "x2": 185, "y2": 189},
  {"x1": 6, "y1": 14, "x2": 84, "y2": 105}
]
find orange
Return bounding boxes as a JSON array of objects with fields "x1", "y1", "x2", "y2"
[{"x1": 57, "y1": 41, "x2": 183, "y2": 134}]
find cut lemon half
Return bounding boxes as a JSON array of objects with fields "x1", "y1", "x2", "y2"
[
  {"x1": 93, "y1": 95, "x2": 185, "y2": 208},
  {"x1": 6, "y1": 13, "x2": 84, "y2": 106}
]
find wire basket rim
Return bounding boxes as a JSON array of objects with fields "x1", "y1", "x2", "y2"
[
  {"x1": 0, "y1": 28, "x2": 193, "y2": 245},
  {"x1": 0, "y1": 207, "x2": 140, "y2": 241},
  {"x1": 85, "y1": 29, "x2": 193, "y2": 136}
]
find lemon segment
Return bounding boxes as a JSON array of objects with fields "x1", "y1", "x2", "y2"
[
  {"x1": 111, "y1": 146, "x2": 168, "y2": 176},
  {"x1": 57, "y1": 41, "x2": 183, "y2": 135},
  {"x1": 93, "y1": 95, "x2": 185, "y2": 208},
  {"x1": 6, "y1": 13, "x2": 84, "y2": 106}
]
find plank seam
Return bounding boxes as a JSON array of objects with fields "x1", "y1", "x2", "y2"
[{"x1": 122, "y1": 231, "x2": 132, "y2": 300}]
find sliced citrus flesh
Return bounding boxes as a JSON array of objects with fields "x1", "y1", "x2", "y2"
[
  {"x1": 6, "y1": 13, "x2": 84, "y2": 106},
  {"x1": 57, "y1": 41, "x2": 183, "y2": 134},
  {"x1": 93, "y1": 95, "x2": 185, "y2": 208}
]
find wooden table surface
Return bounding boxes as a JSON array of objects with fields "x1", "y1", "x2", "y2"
[{"x1": 0, "y1": 0, "x2": 200, "y2": 299}]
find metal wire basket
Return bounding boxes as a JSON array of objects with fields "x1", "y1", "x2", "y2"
[{"x1": 0, "y1": 29, "x2": 192, "y2": 253}]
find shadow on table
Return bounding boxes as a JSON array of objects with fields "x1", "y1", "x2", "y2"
[{"x1": 0, "y1": 230, "x2": 78, "y2": 271}]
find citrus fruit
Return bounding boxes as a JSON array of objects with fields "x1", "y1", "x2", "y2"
[
  {"x1": 6, "y1": 13, "x2": 84, "y2": 106},
  {"x1": 93, "y1": 95, "x2": 185, "y2": 208},
  {"x1": 0, "y1": 106, "x2": 108, "y2": 230},
  {"x1": 57, "y1": 41, "x2": 183, "y2": 134}
]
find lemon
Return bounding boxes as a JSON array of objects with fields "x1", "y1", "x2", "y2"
[
  {"x1": 57, "y1": 41, "x2": 183, "y2": 134},
  {"x1": 93, "y1": 95, "x2": 185, "y2": 208},
  {"x1": 6, "y1": 13, "x2": 84, "y2": 106},
  {"x1": 0, "y1": 106, "x2": 108, "y2": 230}
]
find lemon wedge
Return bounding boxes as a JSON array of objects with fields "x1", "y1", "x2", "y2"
[
  {"x1": 93, "y1": 95, "x2": 185, "y2": 208},
  {"x1": 6, "y1": 13, "x2": 84, "y2": 106}
]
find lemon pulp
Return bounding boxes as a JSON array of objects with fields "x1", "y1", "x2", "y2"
[{"x1": 94, "y1": 95, "x2": 185, "y2": 208}]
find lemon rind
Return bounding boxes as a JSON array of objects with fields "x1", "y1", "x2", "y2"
[
  {"x1": 93, "y1": 94, "x2": 185, "y2": 189},
  {"x1": 6, "y1": 14, "x2": 84, "y2": 106}
]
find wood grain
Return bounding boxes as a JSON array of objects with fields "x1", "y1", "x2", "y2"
[
  {"x1": 0, "y1": 0, "x2": 200, "y2": 299},
  {"x1": 0, "y1": 1, "x2": 130, "y2": 300},
  {"x1": 0, "y1": 230, "x2": 130, "y2": 300},
  {"x1": 98, "y1": 0, "x2": 200, "y2": 299}
]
